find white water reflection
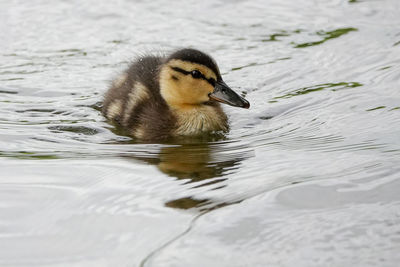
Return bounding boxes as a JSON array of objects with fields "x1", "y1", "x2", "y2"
[{"x1": 1, "y1": 0, "x2": 400, "y2": 266}]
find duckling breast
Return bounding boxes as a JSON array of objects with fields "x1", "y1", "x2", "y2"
[{"x1": 172, "y1": 104, "x2": 228, "y2": 136}]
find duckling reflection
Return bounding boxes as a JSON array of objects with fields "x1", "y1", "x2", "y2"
[
  {"x1": 126, "y1": 142, "x2": 249, "y2": 211},
  {"x1": 158, "y1": 144, "x2": 226, "y2": 181},
  {"x1": 160, "y1": 143, "x2": 247, "y2": 210}
]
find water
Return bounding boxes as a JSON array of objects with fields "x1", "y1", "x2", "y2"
[{"x1": 1, "y1": 0, "x2": 400, "y2": 266}]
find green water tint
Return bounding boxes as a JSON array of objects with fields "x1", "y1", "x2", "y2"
[
  {"x1": 44, "y1": 48, "x2": 88, "y2": 57},
  {"x1": 261, "y1": 29, "x2": 303, "y2": 42},
  {"x1": 261, "y1": 28, "x2": 357, "y2": 47},
  {"x1": 379, "y1": 66, "x2": 392, "y2": 71},
  {"x1": 231, "y1": 57, "x2": 291, "y2": 71},
  {"x1": 262, "y1": 30, "x2": 292, "y2": 42},
  {"x1": 231, "y1": 62, "x2": 259, "y2": 71},
  {"x1": 0, "y1": 90, "x2": 18, "y2": 94},
  {"x1": 274, "y1": 82, "x2": 363, "y2": 99},
  {"x1": 48, "y1": 125, "x2": 100, "y2": 135},
  {"x1": 366, "y1": 106, "x2": 386, "y2": 111},
  {"x1": 293, "y1": 28, "x2": 358, "y2": 48},
  {"x1": 366, "y1": 106, "x2": 400, "y2": 111},
  {"x1": 0, "y1": 151, "x2": 60, "y2": 160},
  {"x1": 365, "y1": 106, "x2": 400, "y2": 112}
]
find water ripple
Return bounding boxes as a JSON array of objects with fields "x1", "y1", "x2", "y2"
[{"x1": 1, "y1": 0, "x2": 400, "y2": 265}]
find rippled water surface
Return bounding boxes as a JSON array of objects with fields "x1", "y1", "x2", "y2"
[{"x1": 1, "y1": 0, "x2": 400, "y2": 266}]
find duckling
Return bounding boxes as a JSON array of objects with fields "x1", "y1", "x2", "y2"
[{"x1": 102, "y1": 48, "x2": 250, "y2": 140}]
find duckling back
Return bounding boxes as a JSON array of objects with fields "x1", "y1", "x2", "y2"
[{"x1": 102, "y1": 56, "x2": 176, "y2": 140}]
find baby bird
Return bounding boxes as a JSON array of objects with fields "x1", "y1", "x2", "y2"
[{"x1": 102, "y1": 48, "x2": 249, "y2": 140}]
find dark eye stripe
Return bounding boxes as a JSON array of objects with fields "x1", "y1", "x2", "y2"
[
  {"x1": 170, "y1": 66, "x2": 191, "y2": 75},
  {"x1": 207, "y1": 78, "x2": 216, "y2": 86},
  {"x1": 170, "y1": 66, "x2": 216, "y2": 87}
]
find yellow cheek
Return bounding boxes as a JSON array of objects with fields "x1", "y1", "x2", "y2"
[
  {"x1": 160, "y1": 65, "x2": 216, "y2": 106},
  {"x1": 180, "y1": 79, "x2": 213, "y2": 104}
]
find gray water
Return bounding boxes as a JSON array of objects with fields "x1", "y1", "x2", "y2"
[{"x1": 1, "y1": 0, "x2": 400, "y2": 266}]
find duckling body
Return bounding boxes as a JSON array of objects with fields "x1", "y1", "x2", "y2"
[{"x1": 102, "y1": 49, "x2": 249, "y2": 140}]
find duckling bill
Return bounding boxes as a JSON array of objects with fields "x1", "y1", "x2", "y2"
[{"x1": 102, "y1": 48, "x2": 250, "y2": 140}]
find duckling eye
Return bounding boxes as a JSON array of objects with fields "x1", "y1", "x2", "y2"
[{"x1": 191, "y1": 70, "x2": 202, "y2": 79}]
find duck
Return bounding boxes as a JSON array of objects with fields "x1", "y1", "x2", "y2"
[{"x1": 102, "y1": 48, "x2": 250, "y2": 140}]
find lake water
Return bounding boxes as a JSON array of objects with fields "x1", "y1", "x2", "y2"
[{"x1": 1, "y1": 0, "x2": 400, "y2": 266}]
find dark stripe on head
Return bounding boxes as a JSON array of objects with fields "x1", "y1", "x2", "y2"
[
  {"x1": 171, "y1": 66, "x2": 190, "y2": 75},
  {"x1": 170, "y1": 66, "x2": 216, "y2": 86},
  {"x1": 167, "y1": 49, "x2": 221, "y2": 80}
]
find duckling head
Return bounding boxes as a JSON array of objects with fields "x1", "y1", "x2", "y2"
[{"x1": 159, "y1": 49, "x2": 250, "y2": 109}]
